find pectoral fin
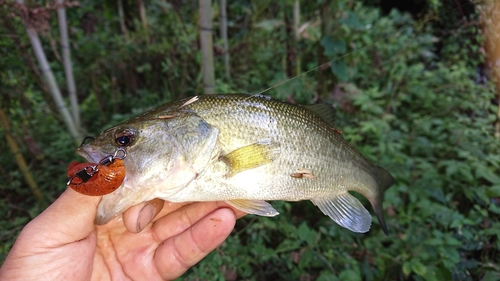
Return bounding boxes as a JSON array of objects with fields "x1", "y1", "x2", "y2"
[
  {"x1": 221, "y1": 142, "x2": 276, "y2": 177},
  {"x1": 311, "y1": 192, "x2": 372, "y2": 233},
  {"x1": 226, "y1": 199, "x2": 279, "y2": 217}
]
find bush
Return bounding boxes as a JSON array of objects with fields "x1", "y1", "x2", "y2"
[{"x1": 1, "y1": 0, "x2": 498, "y2": 280}]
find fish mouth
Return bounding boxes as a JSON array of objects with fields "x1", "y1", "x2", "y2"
[{"x1": 76, "y1": 145, "x2": 110, "y2": 163}]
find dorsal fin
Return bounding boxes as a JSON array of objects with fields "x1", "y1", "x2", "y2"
[{"x1": 303, "y1": 103, "x2": 336, "y2": 127}]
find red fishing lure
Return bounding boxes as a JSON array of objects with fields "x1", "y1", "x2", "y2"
[{"x1": 67, "y1": 159, "x2": 125, "y2": 196}]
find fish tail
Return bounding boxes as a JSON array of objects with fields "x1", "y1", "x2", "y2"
[{"x1": 369, "y1": 166, "x2": 394, "y2": 235}]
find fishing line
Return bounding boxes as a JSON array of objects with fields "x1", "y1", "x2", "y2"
[{"x1": 255, "y1": 0, "x2": 476, "y2": 97}]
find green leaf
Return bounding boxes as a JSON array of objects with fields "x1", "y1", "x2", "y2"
[
  {"x1": 298, "y1": 248, "x2": 314, "y2": 269},
  {"x1": 339, "y1": 269, "x2": 361, "y2": 281},
  {"x1": 422, "y1": 266, "x2": 443, "y2": 281},
  {"x1": 320, "y1": 36, "x2": 346, "y2": 56},
  {"x1": 412, "y1": 260, "x2": 427, "y2": 276},
  {"x1": 486, "y1": 185, "x2": 500, "y2": 198},
  {"x1": 253, "y1": 19, "x2": 283, "y2": 31},
  {"x1": 297, "y1": 222, "x2": 316, "y2": 246},
  {"x1": 317, "y1": 271, "x2": 340, "y2": 281},
  {"x1": 340, "y1": 12, "x2": 364, "y2": 29},
  {"x1": 488, "y1": 203, "x2": 500, "y2": 215},
  {"x1": 483, "y1": 271, "x2": 500, "y2": 281},
  {"x1": 331, "y1": 60, "x2": 349, "y2": 81},
  {"x1": 476, "y1": 164, "x2": 500, "y2": 184},
  {"x1": 403, "y1": 261, "x2": 412, "y2": 277}
]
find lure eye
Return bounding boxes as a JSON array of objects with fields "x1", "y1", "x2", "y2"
[{"x1": 115, "y1": 129, "x2": 135, "y2": 147}]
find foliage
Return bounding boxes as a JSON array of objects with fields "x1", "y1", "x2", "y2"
[{"x1": 1, "y1": 0, "x2": 499, "y2": 280}]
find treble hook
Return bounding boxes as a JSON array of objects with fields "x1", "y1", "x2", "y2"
[
  {"x1": 66, "y1": 148, "x2": 127, "y2": 187},
  {"x1": 66, "y1": 164, "x2": 99, "y2": 186}
]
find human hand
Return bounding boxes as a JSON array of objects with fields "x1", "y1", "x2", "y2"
[{"x1": 0, "y1": 188, "x2": 245, "y2": 280}]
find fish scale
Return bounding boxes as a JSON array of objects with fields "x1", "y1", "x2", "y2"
[
  {"x1": 184, "y1": 95, "x2": 365, "y2": 195},
  {"x1": 78, "y1": 94, "x2": 394, "y2": 233}
]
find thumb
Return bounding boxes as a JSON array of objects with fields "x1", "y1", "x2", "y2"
[{"x1": 24, "y1": 188, "x2": 102, "y2": 245}]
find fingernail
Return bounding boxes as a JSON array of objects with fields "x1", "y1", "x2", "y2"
[{"x1": 137, "y1": 203, "x2": 156, "y2": 232}]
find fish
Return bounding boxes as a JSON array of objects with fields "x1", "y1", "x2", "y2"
[{"x1": 77, "y1": 94, "x2": 394, "y2": 234}]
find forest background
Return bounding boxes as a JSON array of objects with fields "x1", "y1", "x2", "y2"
[{"x1": 1, "y1": 0, "x2": 500, "y2": 280}]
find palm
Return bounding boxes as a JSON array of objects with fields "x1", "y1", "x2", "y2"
[
  {"x1": 92, "y1": 202, "x2": 240, "y2": 280},
  {"x1": 0, "y1": 189, "x2": 243, "y2": 281}
]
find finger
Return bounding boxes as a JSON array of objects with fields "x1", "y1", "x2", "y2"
[
  {"x1": 0, "y1": 188, "x2": 100, "y2": 280},
  {"x1": 154, "y1": 208, "x2": 236, "y2": 280},
  {"x1": 17, "y1": 188, "x2": 101, "y2": 247},
  {"x1": 122, "y1": 198, "x2": 165, "y2": 233},
  {"x1": 151, "y1": 201, "x2": 245, "y2": 242}
]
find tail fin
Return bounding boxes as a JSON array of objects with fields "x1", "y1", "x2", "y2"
[{"x1": 370, "y1": 166, "x2": 394, "y2": 235}]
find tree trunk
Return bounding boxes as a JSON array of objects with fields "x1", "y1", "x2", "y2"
[
  {"x1": 137, "y1": 0, "x2": 150, "y2": 44},
  {"x1": 293, "y1": 0, "x2": 300, "y2": 76},
  {"x1": 481, "y1": 0, "x2": 500, "y2": 139},
  {"x1": 57, "y1": 0, "x2": 80, "y2": 131},
  {"x1": 316, "y1": 1, "x2": 333, "y2": 96},
  {"x1": 284, "y1": 1, "x2": 294, "y2": 77},
  {"x1": 199, "y1": 0, "x2": 215, "y2": 94},
  {"x1": 16, "y1": 0, "x2": 81, "y2": 144},
  {"x1": 0, "y1": 108, "x2": 43, "y2": 201},
  {"x1": 219, "y1": 0, "x2": 230, "y2": 80},
  {"x1": 118, "y1": 0, "x2": 129, "y2": 40}
]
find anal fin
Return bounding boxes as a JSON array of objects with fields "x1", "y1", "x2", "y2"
[
  {"x1": 311, "y1": 192, "x2": 372, "y2": 233},
  {"x1": 226, "y1": 199, "x2": 279, "y2": 217}
]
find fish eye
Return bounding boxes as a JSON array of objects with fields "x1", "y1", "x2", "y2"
[{"x1": 115, "y1": 129, "x2": 135, "y2": 147}]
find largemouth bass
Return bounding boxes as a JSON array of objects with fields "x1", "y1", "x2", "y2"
[{"x1": 77, "y1": 94, "x2": 394, "y2": 233}]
